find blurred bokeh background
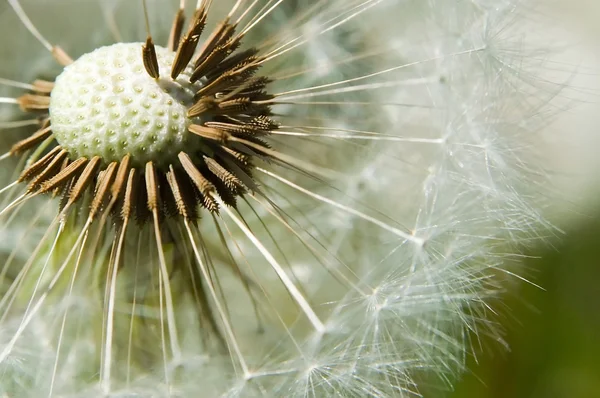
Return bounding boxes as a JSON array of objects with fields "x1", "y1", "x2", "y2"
[
  {"x1": 450, "y1": 217, "x2": 600, "y2": 398},
  {"x1": 449, "y1": 2, "x2": 600, "y2": 396},
  {"x1": 0, "y1": 1, "x2": 598, "y2": 396}
]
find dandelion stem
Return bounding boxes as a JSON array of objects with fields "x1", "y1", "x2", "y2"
[
  {"x1": 0, "y1": 181, "x2": 18, "y2": 196},
  {"x1": 7, "y1": 0, "x2": 53, "y2": 52},
  {"x1": 0, "y1": 119, "x2": 40, "y2": 130},
  {"x1": 270, "y1": 130, "x2": 444, "y2": 144},
  {"x1": 272, "y1": 77, "x2": 438, "y2": 99},
  {"x1": 0, "y1": 77, "x2": 35, "y2": 90},
  {"x1": 249, "y1": 193, "x2": 369, "y2": 296},
  {"x1": 148, "y1": 164, "x2": 182, "y2": 361},
  {"x1": 0, "y1": 216, "x2": 61, "y2": 322},
  {"x1": 184, "y1": 218, "x2": 251, "y2": 378},
  {"x1": 257, "y1": 168, "x2": 424, "y2": 246},
  {"x1": 239, "y1": 0, "x2": 284, "y2": 36},
  {"x1": 101, "y1": 223, "x2": 128, "y2": 394},
  {"x1": 218, "y1": 198, "x2": 326, "y2": 334},
  {"x1": 235, "y1": 0, "x2": 260, "y2": 25},
  {"x1": 0, "y1": 215, "x2": 91, "y2": 364},
  {"x1": 228, "y1": 136, "x2": 340, "y2": 180},
  {"x1": 49, "y1": 230, "x2": 90, "y2": 397},
  {"x1": 227, "y1": 0, "x2": 246, "y2": 18},
  {"x1": 126, "y1": 232, "x2": 143, "y2": 387}
]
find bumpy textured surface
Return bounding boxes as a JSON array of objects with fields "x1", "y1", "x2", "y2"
[
  {"x1": 49, "y1": 43, "x2": 203, "y2": 166},
  {"x1": 2, "y1": 1, "x2": 596, "y2": 397}
]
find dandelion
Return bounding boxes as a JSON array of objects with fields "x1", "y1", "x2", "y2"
[{"x1": 0, "y1": 0, "x2": 577, "y2": 396}]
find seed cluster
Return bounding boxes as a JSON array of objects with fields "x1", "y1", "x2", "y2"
[
  {"x1": 11, "y1": 4, "x2": 278, "y2": 223},
  {"x1": 49, "y1": 43, "x2": 204, "y2": 166}
]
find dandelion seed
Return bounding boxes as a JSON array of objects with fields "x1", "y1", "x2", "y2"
[{"x1": 0, "y1": 0, "x2": 576, "y2": 396}]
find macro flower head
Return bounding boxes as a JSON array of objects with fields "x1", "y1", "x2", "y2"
[{"x1": 0, "y1": 0, "x2": 586, "y2": 397}]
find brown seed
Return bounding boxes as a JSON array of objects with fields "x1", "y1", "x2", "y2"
[
  {"x1": 68, "y1": 156, "x2": 102, "y2": 204},
  {"x1": 168, "y1": 8, "x2": 186, "y2": 52},
  {"x1": 38, "y1": 157, "x2": 88, "y2": 194},
  {"x1": 10, "y1": 126, "x2": 52, "y2": 155},
  {"x1": 189, "y1": 124, "x2": 230, "y2": 143},
  {"x1": 171, "y1": 8, "x2": 208, "y2": 79},
  {"x1": 145, "y1": 161, "x2": 159, "y2": 211},
  {"x1": 16, "y1": 94, "x2": 51, "y2": 112},
  {"x1": 142, "y1": 36, "x2": 160, "y2": 79}
]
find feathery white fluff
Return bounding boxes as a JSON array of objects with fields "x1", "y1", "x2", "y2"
[{"x1": 0, "y1": 0, "x2": 596, "y2": 397}]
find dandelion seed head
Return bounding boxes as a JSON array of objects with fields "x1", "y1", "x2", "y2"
[
  {"x1": 0, "y1": 0, "x2": 592, "y2": 396},
  {"x1": 50, "y1": 43, "x2": 203, "y2": 166}
]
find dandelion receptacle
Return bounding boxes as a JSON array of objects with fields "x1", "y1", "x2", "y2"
[{"x1": 0, "y1": 0, "x2": 576, "y2": 396}]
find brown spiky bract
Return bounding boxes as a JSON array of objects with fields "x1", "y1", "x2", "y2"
[{"x1": 9, "y1": 5, "x2": 279, "y2": 226}]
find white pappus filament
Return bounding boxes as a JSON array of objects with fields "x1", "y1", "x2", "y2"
[{"x1": 0, "y1": 0, "x2": 578, "y2": 397}]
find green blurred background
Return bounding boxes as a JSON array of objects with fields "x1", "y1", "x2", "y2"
[
  {"x1": 1, "y1": 2, "x2": 599, "y2": 397},
  {"x1": 447, "y1": 3, "x2": 600, "y2": 396},
  {"x1": 449, "y1": 214, "x2": 600, "y2": 398}
]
